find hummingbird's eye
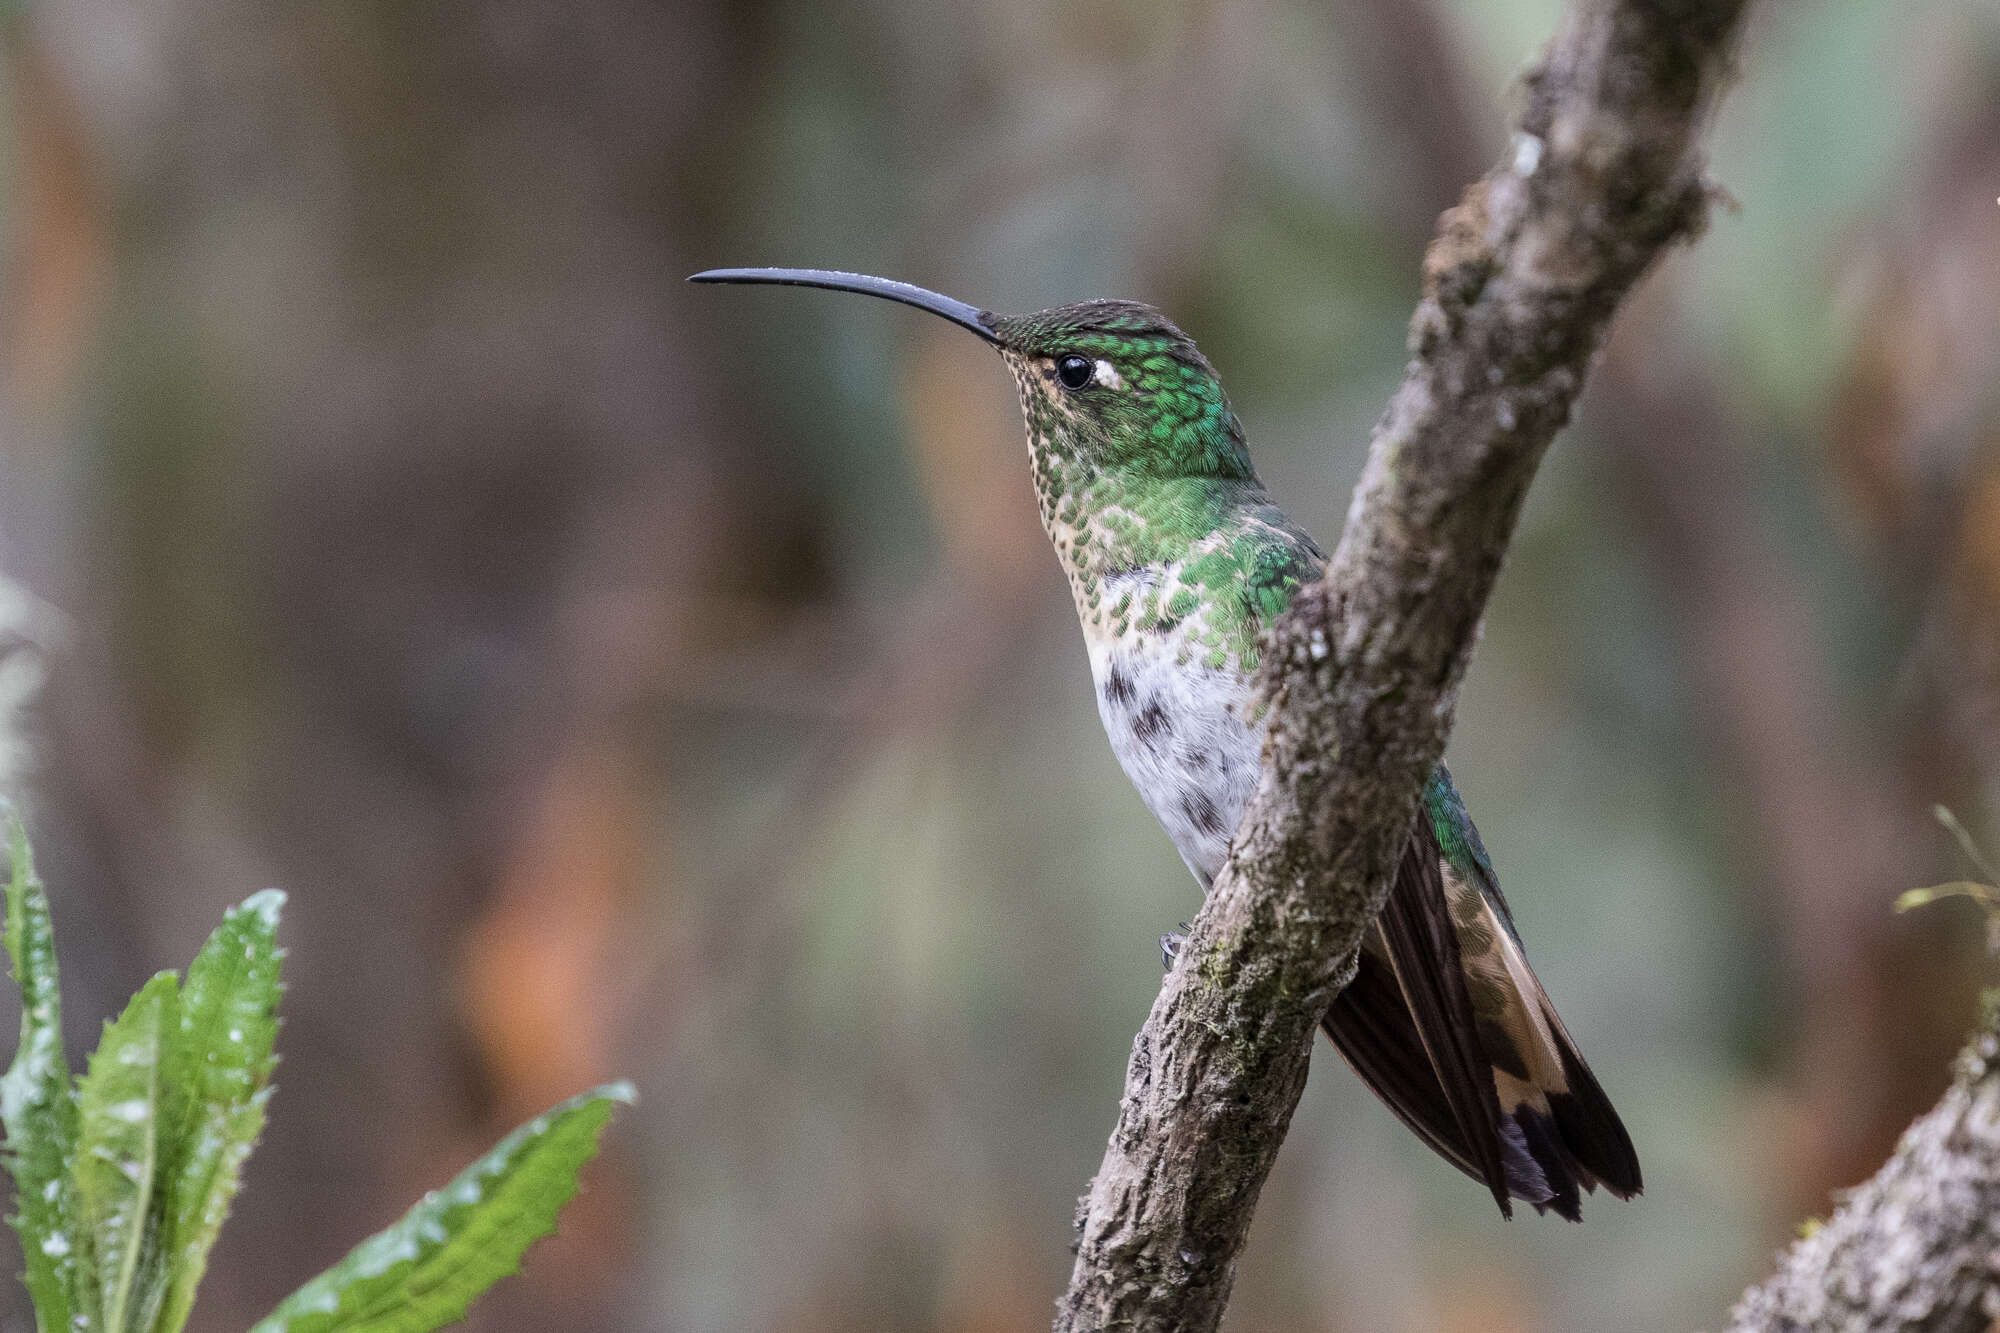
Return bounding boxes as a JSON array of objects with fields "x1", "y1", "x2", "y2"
[{"x1": 1056, "y1": 355, "x2": 1094, "y2": 390}]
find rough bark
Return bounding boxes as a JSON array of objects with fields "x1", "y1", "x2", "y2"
[
  {"x1": 1053, "y1": 1, "x2": 1751, "y2": 1328},
  {"x1": 1728, "y1": 1000, "x2": 2000, "y2": 1333}
]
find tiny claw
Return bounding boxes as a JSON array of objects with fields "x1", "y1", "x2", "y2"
[{"x1": 1159, "y1": 922, "x2": 1193, "y2": 969}]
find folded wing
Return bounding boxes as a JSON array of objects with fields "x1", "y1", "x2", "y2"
[{"x1": 1320, "y1": 799, "x2": 1641, "y2": 1220}]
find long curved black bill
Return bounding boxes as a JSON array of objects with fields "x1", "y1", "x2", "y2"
[{"x1": 687, "y1": 267, "x2": 999, "y2": 344}]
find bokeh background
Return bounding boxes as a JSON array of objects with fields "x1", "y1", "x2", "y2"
[{"x1": 2, "y1": 1, "x2": 1999, "y2": 1329}]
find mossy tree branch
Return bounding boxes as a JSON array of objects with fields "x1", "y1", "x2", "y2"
[{"x1": 1054, "y1": 2, "x2": 1752, "y2": 1328}]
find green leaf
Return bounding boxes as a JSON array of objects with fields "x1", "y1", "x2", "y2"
[
  {"x1": 1, "y1": 811, "x2": 80, "y2": 1333},
  {"x1": 75, "y1": 972, "x2": 176, "y2": 1333},
  {"x1": 151, "y1": 889, "x2": 285, "y2": 1333},
  {"x1": 251, "y1": 1082, "x2": 634, "y2": 1333}
]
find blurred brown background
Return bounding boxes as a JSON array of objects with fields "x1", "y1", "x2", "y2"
[{"x1": 2, "y1": 1, "x2": 1999, "y2": 1329}]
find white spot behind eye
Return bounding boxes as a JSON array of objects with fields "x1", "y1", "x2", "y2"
[{"x1": 1093, "y1": 359, "x2": 1125, "y2": 390}]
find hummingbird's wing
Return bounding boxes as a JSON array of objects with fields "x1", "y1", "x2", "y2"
[
  {"x1": 1323, "y1": 829, "x2": 1513, "y2": 1210},
  {"x1": 1320, "y1": 799, "x2": 1642, "y2": 1220}
]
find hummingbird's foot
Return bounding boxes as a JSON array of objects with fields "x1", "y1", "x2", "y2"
[{"x1": 1159, "y1": 922, "x2": 1193, "y2": 970}]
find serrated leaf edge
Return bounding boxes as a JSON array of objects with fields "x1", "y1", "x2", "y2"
[{"x1": 249, "y1": 1082, "x2": 633, "y2": 1333}]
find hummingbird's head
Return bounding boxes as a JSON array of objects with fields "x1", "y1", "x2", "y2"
[
  {"x1": 986, "y1": 299, "x2": 1253, "y2": 483},
  {"x1": 687, "y1": 268, "x2": 1254, "y2": 484}
]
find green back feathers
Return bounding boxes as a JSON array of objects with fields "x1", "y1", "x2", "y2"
[{"x1": 1424, "y1": 766, "x2": 1516, "y2": 933}]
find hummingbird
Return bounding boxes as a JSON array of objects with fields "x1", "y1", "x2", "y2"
[{"x1": 690, "y1": 267, "x2": 1642, "y2": 1219}]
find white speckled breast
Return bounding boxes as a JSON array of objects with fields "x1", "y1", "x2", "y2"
[{"x1": 1087, "y1": 625, "x2": 1262, "y2": 890}]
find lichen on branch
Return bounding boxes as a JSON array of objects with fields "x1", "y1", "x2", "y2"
[{"x1": 1727, "y1": 1000, "x2": 2000, "y2": 1333}]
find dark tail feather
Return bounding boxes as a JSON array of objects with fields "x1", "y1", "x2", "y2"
[
  {"x1": 1371, "y1": 826, "x2": 1516, "y2": 1216},
  {"x1": 1319, "y1": 947, "x2": 1500, "y2": 1194},
  {"x1": 1540, "y1": 1001, "x2": 1644, "y2": 1199},
  {"x1": 1319, "y1": 810, "x2": 1640, "y2": 1219}
]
